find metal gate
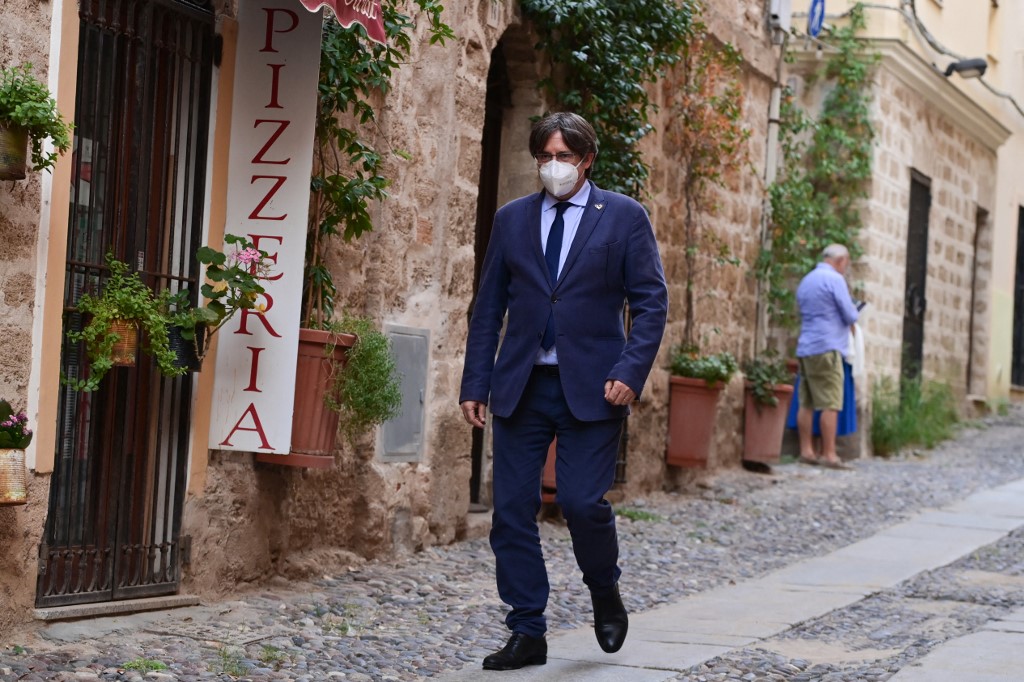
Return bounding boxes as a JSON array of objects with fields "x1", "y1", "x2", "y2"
[{"x1": 36, "y1": 0, "x2": 214, "y2": 607}]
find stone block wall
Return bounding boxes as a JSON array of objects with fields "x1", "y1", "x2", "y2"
[
  {"x1": 0, "y1": 0, "x2": 55, "y2": 643},
  {"x1": 860, "y1": 67, "x2": 997, "y2": 396}
]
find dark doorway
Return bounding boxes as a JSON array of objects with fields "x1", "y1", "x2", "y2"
[
  {"x1": 1012, "y1": 207, "x2": 1024, "y2": 386},
  {"x1": 968, "y1": 207, "x2": 989, "y2": 394},
  {"x1": 902, "y1": 170, "x2": 931, "y2": 381},
  {"x1": 467, "y1": 42, "x2": 511, "y2": 508},
  {"x1": 37, "y1": 0, "x2": 215, "y2": 607}
]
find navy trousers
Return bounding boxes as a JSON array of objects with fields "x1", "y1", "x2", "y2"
[{"x1": 490, "y1": 366, "x2": 624, "y2": 637}]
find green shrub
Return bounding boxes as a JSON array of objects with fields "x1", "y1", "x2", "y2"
[
  {"x1": 669, "y1": 344, "x2": 738, "y2": 386},
  {"x1": 742, "y1": 351, "x2": 793, "y2": 407},
  {"x1": 871, "y1": 376, "x2": 958, "y2": 457},
  {"x1": 324, "y1": 314, "x2": 402, "y2": 442},
  {"x1": 122, "y1": 658, "x2": 167, "y2": 672}
]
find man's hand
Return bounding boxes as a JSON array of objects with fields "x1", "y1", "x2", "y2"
[
  {"x1": 604, "y1": 379, "x2": 636, "y2": 406},
  {"x1": 461, "y1": 400, "x2": 487, "y2": 428}
]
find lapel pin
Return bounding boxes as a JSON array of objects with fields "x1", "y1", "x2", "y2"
[{"x1": 595, "y1": 203, "x2": 604, "y2": 210}]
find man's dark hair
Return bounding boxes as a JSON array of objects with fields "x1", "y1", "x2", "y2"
[{"x1": 529, "y1": 112, "x2": 598, "y2": 178}]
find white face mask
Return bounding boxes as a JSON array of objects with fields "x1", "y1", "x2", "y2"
[{"x1": 538, "y1": 157, "x2": 584, "y2": 197}]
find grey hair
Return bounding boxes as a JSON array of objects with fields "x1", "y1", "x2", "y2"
[{"x1": 822, "y1": 244, "x2": 850, "y2": 261}]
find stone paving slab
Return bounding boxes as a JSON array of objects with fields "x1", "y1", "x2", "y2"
[
  {"x1": 910, "y1": 509, "x2": 1024, "y2": 532},
  {"x1": 829, "y1": 532, "x2": 1000, "y2": 568},
  {"x1": 886, "y1": 630, "x2": 1024, "y2": 682},
  {"x1": 758, "y1": 553, "x2": 922, "y2": 590},
  {"x1": 33, "y1": 594, "x2": 201, "y2": 622},
  {"x1": 945, "y1": 489, "x2": 1024, "y2": 518},
  {"x1": 440, "y1": 657, "x2": 672, "y2": 681},
  {"x1": 632, "y1": 584, "x2": 857, "y2": 631},
  {"x1": 551, "y1": 628, "x2": 732, "y2": 673},
  {"x1": 626, "y1": 627, "x2": 754, "y2": 648},
  {"x1": 1000, "y1": 607, "x2": 1024, "y2": 622},
  {"x1": 877, "y1": 519, "x2": 1007, "y2": 544}
]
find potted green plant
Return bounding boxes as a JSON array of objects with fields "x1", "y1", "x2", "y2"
[
  {"x1": 0, "y1": 63, "x2": 73, "y2": 179},
  {"x1": 667, "y1": 344, "x2": 738, "y2": 468},
  {"x1": 260, "y1": 314, "x2": 401, "y2": 468},
  {"x1": 286, "y1": 314, "x2": 402, "y2": 456},
  {"x1": 324, "y1": 313, "x2": 402, "y2": 442},
  {"x1": 272, "y1": 5, "x2": 447, "y2": 467},
  {"x1": 741, "y1": 351, "x2": 795, "y2": 464},
  {"x1": 0, "y1": 399, "x2": 32, "y2": 506},
  {"x1": 165, "y1": 234, "x2": 270, "y2": 366},
  {"x1": 63, "y1": 256, "x2": 184, "y2": 392}
]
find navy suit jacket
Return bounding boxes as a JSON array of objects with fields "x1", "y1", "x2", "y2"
[{"x1": 460, "y1": 182, "x2": 668, "y2": 422}]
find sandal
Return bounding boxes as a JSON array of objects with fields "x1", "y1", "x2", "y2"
[
  {"x1": 798, "y1": 455, "x2": 819, "y2": 466},
  {"x1": 821, "y1": 458, "x2": 853, "y2": 470}
]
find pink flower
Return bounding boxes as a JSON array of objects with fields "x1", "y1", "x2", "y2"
[{"x1": 235, "y1": 247, "x2": 262, "y2": 265}]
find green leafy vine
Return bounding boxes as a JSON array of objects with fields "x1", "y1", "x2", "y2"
[
  {"x1": 305, "y1": 2, "x2": 454, "y2": 329},
  {"x1": 520, "y1": 0, "x2": 696, "y2": 199},
  {"x1": 665, "y1": 12, "x2": 751, "y2": 347},
  {"x1": 757, "y1": 4, "x2": 879, "y2": 330}
]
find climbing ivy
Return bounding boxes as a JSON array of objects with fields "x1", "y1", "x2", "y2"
[
  {"x1": 521, "y1": 0, "x2": 696, "y2": 199},
  {"x1": 756, "y1": 4, "x2": 878, "y2": 330},
  {"x1": 664, "y1": 15, "x2": 751, "y2": 347},
  {"x1": 306, "y1": 2, "x2": 454, "y2": 329}
]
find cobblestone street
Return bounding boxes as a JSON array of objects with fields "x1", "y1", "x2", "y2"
[{"x1": 3, "y1": 410, "x2": 1024, "y2": 681}]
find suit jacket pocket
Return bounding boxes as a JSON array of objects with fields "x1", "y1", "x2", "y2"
[{"x1": 589, "y1": 241, "x2": 624, "y2": 291}]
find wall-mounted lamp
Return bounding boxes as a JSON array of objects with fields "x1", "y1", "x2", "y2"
[{"x1": 943, "y1": 58, "x2": 988, "y2": 79}]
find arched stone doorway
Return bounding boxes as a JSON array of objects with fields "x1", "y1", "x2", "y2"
[{"x1": 468, "y1": 23, "x2": 547, "y2": 510}]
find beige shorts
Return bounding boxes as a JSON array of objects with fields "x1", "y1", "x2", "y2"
[{"x1": 798, "y1": 351, "x2": 844, "y2": 411}]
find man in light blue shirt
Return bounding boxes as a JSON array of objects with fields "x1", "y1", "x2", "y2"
[{"x1": 795, "y1": 244, "x2": 859, "y2": 468}]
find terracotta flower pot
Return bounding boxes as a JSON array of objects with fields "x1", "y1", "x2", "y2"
[
  {"x1": 666, "y1": 375, "x2": 725, "y2": 468},
  {"x1": 289, "y1": 328, "x2": 356, "y2": 456},
  {"x1": 0, "y1": 448, "x2": 27, "y2": 506},
  {"x1": 742, "y1": 382, "x2": 795, "y2": 464},
  {"x1": 109, "y1": 319, "x2": 139, "y2": 366}
]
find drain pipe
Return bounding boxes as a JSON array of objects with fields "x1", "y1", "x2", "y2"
[{"x1": 754, "y1": 31, "x2": 788, "y2": 354}]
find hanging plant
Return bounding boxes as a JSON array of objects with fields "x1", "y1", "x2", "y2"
[{"x1": 0, "y1": 63, "x2": 73, "y2": 176}]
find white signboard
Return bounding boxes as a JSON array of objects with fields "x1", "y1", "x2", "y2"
[{"x1": 210, "y1": 0, "x2": 322, "y2": 453}]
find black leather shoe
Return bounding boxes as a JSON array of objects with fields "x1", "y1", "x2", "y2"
[
  {"x1": 482, "y1": 632, "x2": 547, "y2": 670},
  {"x1": 592, "y1": 584, "x2": 628, "y2": 653}
]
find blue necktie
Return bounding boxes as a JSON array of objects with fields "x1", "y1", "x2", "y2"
[{"x1": 542, "y1": 201, "x2": 572, "y2": 350}]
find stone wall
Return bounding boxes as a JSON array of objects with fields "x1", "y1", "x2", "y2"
[
  {"x1": 182, "y1": 1, "x2": 531, "y2": 595},
  {"x1": 0, "y1": 0, "x2": 55, "y2": 641},
  {"x1": 859, "y1": 66, "x2": 998, "y2": 395},
  {"x1": 2, "y1": 0, "x2": 784, "y2": 614}
]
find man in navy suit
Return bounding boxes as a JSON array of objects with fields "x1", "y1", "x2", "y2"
[{"x1": 460, "y1": 112, "x2": 668, "y2": 670}]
